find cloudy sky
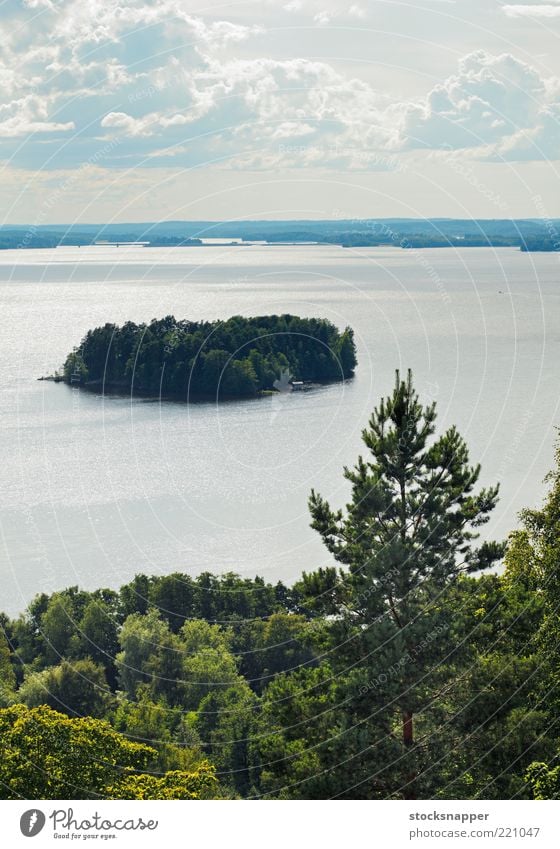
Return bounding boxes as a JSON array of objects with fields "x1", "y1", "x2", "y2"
[{"x1": 1, "y1": 0, "x2": 560, "y2": 223}]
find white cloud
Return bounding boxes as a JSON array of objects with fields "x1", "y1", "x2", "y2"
[
  {"x1": 0, "y1": 94, "x2": 75, "y2": 138},
  {"x1": 2, "y1": 0, "x2": 560, "y2": 180},
  {"x1": 502, "y1": 4, "x2": 560, "y2": 17},
  {"x1": 51, "y1": 0, "x2": 260, "y2": 51},
  {"x1": 22, "y1": 0, "x2": 55, "y2": 8},
  {"x1": 0, "y1": 118, "x2": 75, "y2": 138},
  {"x1": 270, "y1": 122, "x2": 316, "y2": 138},
  {"x1": 90, "y1": 48, "x2": 560, "y2": 167},
  {"x1": 97, "y1": 54, "x2": 391, "y2": 165},
  {"x1": 100, "y1": 109, "x2": 198, "y2": 137},
  {"x1": 395, "y1": 50, "x2": 558, "y2": 160},
  {"x1": 101, "y1": 112, "x2": 154, "y2": 137},
  {"x1": 348, "y1": 5, "x2": 366, "y2": 18}
]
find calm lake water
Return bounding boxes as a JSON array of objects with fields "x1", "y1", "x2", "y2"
[{"x1": 1, "y1": 244, "x2": 559, "y2": 616}]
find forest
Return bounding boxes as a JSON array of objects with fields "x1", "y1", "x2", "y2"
[
  {"x1": 520, "y1": 237, "x2": 560, "y2": 252},
  {"x1": 61, "y1": 315, "x2": 357, "y2": 399},
  {"x1": 2, "y1": 371, "x2": 560, "y2": 800}
]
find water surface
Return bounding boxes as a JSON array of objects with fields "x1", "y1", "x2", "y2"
[{"x1": 1, "y1": 244, "x2": 558, "y2": 615}]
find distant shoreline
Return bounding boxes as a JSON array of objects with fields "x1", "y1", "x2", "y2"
[
  {"x1": 2, "y1": 218, "x2": 559, "y2": 252},
  {"x1": 2, "y1": 242, "x2": 555, "y2": 253}
]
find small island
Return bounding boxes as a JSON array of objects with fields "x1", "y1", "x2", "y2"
[{"x1": 61, "y1": 314, "x2": 357, "y2": 399}]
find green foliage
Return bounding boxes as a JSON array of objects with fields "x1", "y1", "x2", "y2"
[
  {"x1": 78, "y1": 597, "x2": 120, "y2": 687},
  {"x1": 257, "y1": 613, "x2": 316, "y2": 686},
  {"x1": 0, "y1": 704, "x2": 151, "y2": 799},
  {"x1": 180, "y1": 620, "x2": 240, "y2": 710},
  {"x1": 0, "y1": 629, "x2": 16, "y2": 705},
  {"x1": 509, "y1": 439, "x2": 560, "y2": 678},
  {"x1": 112, "y1": 688, "x2": 205, "y2": 774},
  {"x1": 308, "y1": 369, "x2": 504, "y2": 797},
  {"x1": 526, "y1": 762, "x2": 560, "y2": 799},
  {"x1": 109, "y1": 764, "x2": 218, "y2": 799},
  {"x1": 0, "y1": 703, "x2": 221, "y2": 800},
  {"x1": 38, "y1": 588, "x2": 88, "y2": 665},
  {"x1": 62, "y1": 314, "x2": 357, "y2": 397},
  {"x1": 116, "y1": 609, "x2": 183, "y2": 702},
  {"x1": 196, "y1": 680, "x2": 258, "y2": 797},
  {"x1": 292, "y1": 566, "x2": 348, "y2": 617},
  {"x1": 18, "y1": 659, "x2": 111, "y2": 718},
  {"x1": 63, "y1": 350, "x2": 89, "y2": 383},
  {"x1": 113, "y1": 687, "x2": 177, "y2": 743},
  {"x1": 148, "y1": 573, "x2": 197, "y2": 632}
]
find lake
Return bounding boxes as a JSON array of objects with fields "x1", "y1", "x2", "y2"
[{"x1": 1, "y1": 244, "x2": 559, "y2": 616}]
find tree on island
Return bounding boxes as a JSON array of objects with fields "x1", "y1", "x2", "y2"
[
  {"x1": 308, "y1": 369, "x2": 504, "y2": 798},
  {"x1": 62, "y1": 314, "x2": 357, "y2": 399}
]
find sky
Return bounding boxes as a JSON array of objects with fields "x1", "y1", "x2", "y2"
[{"x1": 1, "y1": 0, "x2": 560, "y2": 224}]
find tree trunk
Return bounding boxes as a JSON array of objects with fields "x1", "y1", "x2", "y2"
[
  {"x1": 403, "y1": 710, "x2": 413, "y2": 747},
  {"x1": 402, "y1": 710, "x2": 416, "y2": 799}
]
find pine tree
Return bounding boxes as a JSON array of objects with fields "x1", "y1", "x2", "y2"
[{"x1": 309, "y1": 369, "x2": 503, "y2": 796}]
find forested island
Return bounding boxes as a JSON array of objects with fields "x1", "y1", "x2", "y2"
[
  {"x1": 2, "y1": 372, "x2": 560, "y2": 800},
  {"x1": 61, "y1": 315, "x2": 357, "y2": 399}
]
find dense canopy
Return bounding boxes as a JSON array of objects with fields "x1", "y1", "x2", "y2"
[{"x1": 62, "y1": 314, "x2": 357, "y2": 399}]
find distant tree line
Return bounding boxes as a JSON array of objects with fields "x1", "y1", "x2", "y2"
[
  {"x1": 0, "y1": 231, "x2": 203, "y2": 249},
  {"x1": 62, "y1": 314, "x2": 357, "y2": 399},
  {"x1": 2, "y1": 218, "x2": 557, "y2": 250},
  {"x1": 520, "y1": 237, "x2": 560, "y2": 252},
  {"x1": 334, "y1": 233, "x2": 523, "y2": 248}
]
